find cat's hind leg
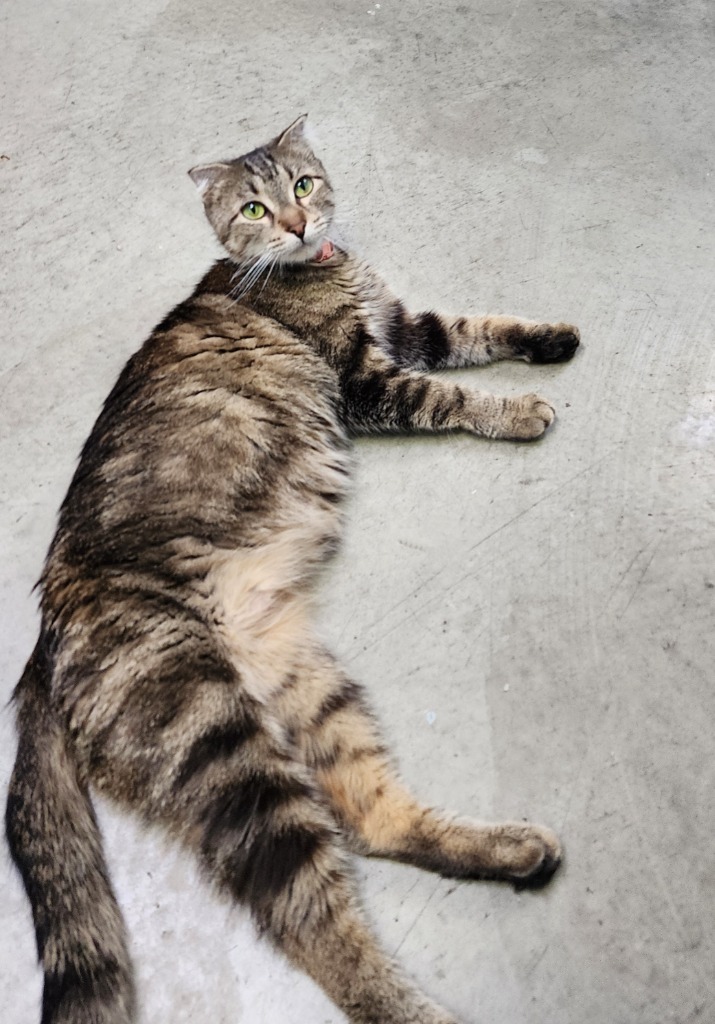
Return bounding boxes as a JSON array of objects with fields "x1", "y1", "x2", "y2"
[
  {"x1": 294, "y1": 652, "x2": 561, "y2": 887},
  {"x1": 75, "y1": 604, "x2": 459, "y2": 1024},
  {"x1": 175, "y1": 727, "x2": 458, "y2": 1024}
]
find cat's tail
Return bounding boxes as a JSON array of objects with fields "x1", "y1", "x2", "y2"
[{"x1": 5, "y1": 638, "x2": 135, "y2": 1024}]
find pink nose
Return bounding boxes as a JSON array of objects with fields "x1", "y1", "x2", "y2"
[{"x1": 286, "y1": 221, "x2": 305, "y2": 239}]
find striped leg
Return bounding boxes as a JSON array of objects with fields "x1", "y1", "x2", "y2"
[
  {"x1": 293, "y1": 652, "x2": 562, "y2": 886},
  {"x1": 342, "y1": 340, "x2": 557, "y2": 440},
  {"x1": 418, "y1": 314, "x2": 581, "y2": 370},
  {"x1": 386, "y1": 307, "x2": 580, "y2": 370},
  {"x1": 79, "y1": 613, "x2": 458, "y2": 1024},
  {"x1": 177, "y1": 730, "x2": 457, "y2": 1024}
]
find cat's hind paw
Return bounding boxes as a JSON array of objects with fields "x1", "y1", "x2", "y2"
[
  {"x1": 496, "y1": 823, "x2": 563, "y2": 889},
  {"x1": 526, "y1": 322, "x2": 580, "y2": 363}
]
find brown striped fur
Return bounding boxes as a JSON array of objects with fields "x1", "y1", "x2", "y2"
[{"x1": 6, "y1": 116, "x2": 579, "y2": 1024}]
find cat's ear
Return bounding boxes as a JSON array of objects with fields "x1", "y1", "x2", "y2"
[
  {"x1": 188, "y1": 163, "x2": 231, "y2": 196},
  {"x1": 275, "y1": 114, "x2": 308, "y2": 147}
]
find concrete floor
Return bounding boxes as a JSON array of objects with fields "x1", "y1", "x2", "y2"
[{"x1": 2, "y1": 1, "x2": 714, "y2": 1022}]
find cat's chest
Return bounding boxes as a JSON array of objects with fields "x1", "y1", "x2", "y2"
[{"x1": 253, "y1": 259, "x2": 393, "y2": 358}]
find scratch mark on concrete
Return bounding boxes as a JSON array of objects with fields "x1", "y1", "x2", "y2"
[
  {"x1": 392, "y1": 879, "x2": 442, "y2": 956},
  {"x1": 527, "y1": 943, "x2": 549, "y2": 977},
  {"x1": 620, "y1": 538, "x2": 662, "y2": 615},
  {"x1": 353, "y1": 450, "x2": 614, "y2": 659},
  {"x1": 464, "y1": 450, "x2": 613, "y2": 560},
  {"x1": 606, "y1": 545, "x2": 648, "y2": 607}
]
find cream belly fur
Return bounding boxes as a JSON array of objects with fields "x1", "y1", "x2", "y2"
[
  {"x1": 208, "y1": 552, "x2": 313, "y2": 705},
  {"x1": 206, "y1": 504, "x2": 345, "y2": 707}
]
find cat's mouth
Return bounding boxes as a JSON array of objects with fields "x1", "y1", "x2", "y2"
[
  {"x1": 279, "y1": 236, "x2": 335, "y2": 266},
  {"x1": 313, "y1": 240, "x2": 335, "y2": 263}
]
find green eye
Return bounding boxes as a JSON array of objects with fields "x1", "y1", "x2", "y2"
[
  {"x1": 241, "y1": 201, "x2": 266, "y2": 220},
  {"x1": 294, "y1": 176, "x2": 314, "y2": 199}
]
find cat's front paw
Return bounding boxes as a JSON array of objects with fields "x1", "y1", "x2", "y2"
[
  {"x1": 503, "y1": 393, "x2": 555, "y2": 440},
  {"x1": 525, "y1": 322, "x2": 580, "y2": 363}
]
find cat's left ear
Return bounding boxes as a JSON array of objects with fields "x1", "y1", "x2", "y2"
[
  {"x1": 275, "y1": 114, "x2": 308, "y2": 147},
  {"x1": 188, "y1": 163, "x2": 231, "y2": 196}
]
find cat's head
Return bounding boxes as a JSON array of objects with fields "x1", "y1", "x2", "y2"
[{"x1": 189, "y1": 115, "x2": 335, "y2": 268}]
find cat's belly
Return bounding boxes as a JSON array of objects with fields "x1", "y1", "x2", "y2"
[
  {"x1": 204, "y1": 522, "x2": 333, "y2": 704},
  {"x1": 202, "y1": 438, "x2": 351, "y2": 704}
]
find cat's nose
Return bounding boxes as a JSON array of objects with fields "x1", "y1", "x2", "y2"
[{"x1": 280, "y1": 211, "x2": 307, "y2": 240}]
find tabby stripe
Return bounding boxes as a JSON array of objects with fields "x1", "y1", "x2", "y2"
[
  {"x1": 173, "y1": 718, "x2": 261, "y2": 791},
  {"x1": 318, "y1": 490, "x2": 342, "y2": 504},
  {"x1": 345, "y1": 743, "x2": 388, "y2": 765},
  {"x1": 313, "y1": 743, "x2": 388, "y2": 771},
  {"x1": 338, "y1": 325, "x2": 372, "y2": 387},
  {"x1": 243, "y1": 149, "x2": 278, "y2": 180},
  {"x1": 276, "y1": 671, "x2": 299, "y2": 695},
  {"x1": 312, "y1": 680, "x2": 363, "y2": 729},
  {"x1": 431, "y1": 385, "x2": 465, "y2": 428},
  {"x1": 199, "y1": 771, "x2": 330, "y2": 907},
  {"x1": 429, "y1": 397, "x2": 455, "y2": 429},
  {"x1": 228, "y1": 823, "x2": 325, "y2": 908},
  {"x1": 392, "y1": 376, "x2": 430, "y2": 429},
  {"x1": 85, "y1": 638, "x2": 239, "y2": 775},
  {"x1": 42, "y1": 958, "x2": 126, "y2": 1024},
  {"x1": 200, "y1": 772, "x2": 311, "y2": 855},
  {"x1": 348, "y1": 367, "x2": 399, "y2": 422},
  {"x1": 384, "y1": 304, "x2": 411, "y2": 364},
  {"x1": 414, "y1": 311, "x2": 452, "y2": 369}
]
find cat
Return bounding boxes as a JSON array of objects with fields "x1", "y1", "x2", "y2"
[{"x1": 6, "y1": 115, "x2": 579, "y2": 1024}]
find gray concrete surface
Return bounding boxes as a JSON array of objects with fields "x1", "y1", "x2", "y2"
[{"x1": 2, "y1": 1, "x2": 714, "y2": 1022}]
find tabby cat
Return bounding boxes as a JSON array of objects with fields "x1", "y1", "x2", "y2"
[{"x1": 6, "y1": 116, "x2": 579, "y2": 1024}]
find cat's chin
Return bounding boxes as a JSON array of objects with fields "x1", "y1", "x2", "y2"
[{"x1": 280, "y1": 239, "x2": 326, "y2": 265}]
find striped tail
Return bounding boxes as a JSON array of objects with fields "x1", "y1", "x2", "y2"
[{"x1": 5, "y1": 641, "x2": 135, "y2": 1024}]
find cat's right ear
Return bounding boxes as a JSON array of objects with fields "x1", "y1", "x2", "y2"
[
  {"x1": 188, "y1": 163, "x2": 230, "y2": 197},
  {"x1": 275, "y1": 114, "x2": 308, "y2": 147}
]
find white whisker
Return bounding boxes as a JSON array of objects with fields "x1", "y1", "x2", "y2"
[
  {"x1": 228, "y1": 251, "x2": 277, "y2": 303},
  {"x1": 258, "y1": 254, "x2": 279, "y2": 295}
]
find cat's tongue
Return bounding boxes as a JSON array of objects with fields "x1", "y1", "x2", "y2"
[{"x1": 313, "y1": 240, "x2": 335, "y2": 264}]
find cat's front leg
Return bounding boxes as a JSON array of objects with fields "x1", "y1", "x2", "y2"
[
  {"x1": 388, "y1": 309, "x2": 580, "y2": 370},
  {"x1": 342, "y1": 345, "x2": 556, "y2": 440},
  {"x1": 484, "y1": 316, "x2": 581, "y2": 366}
]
